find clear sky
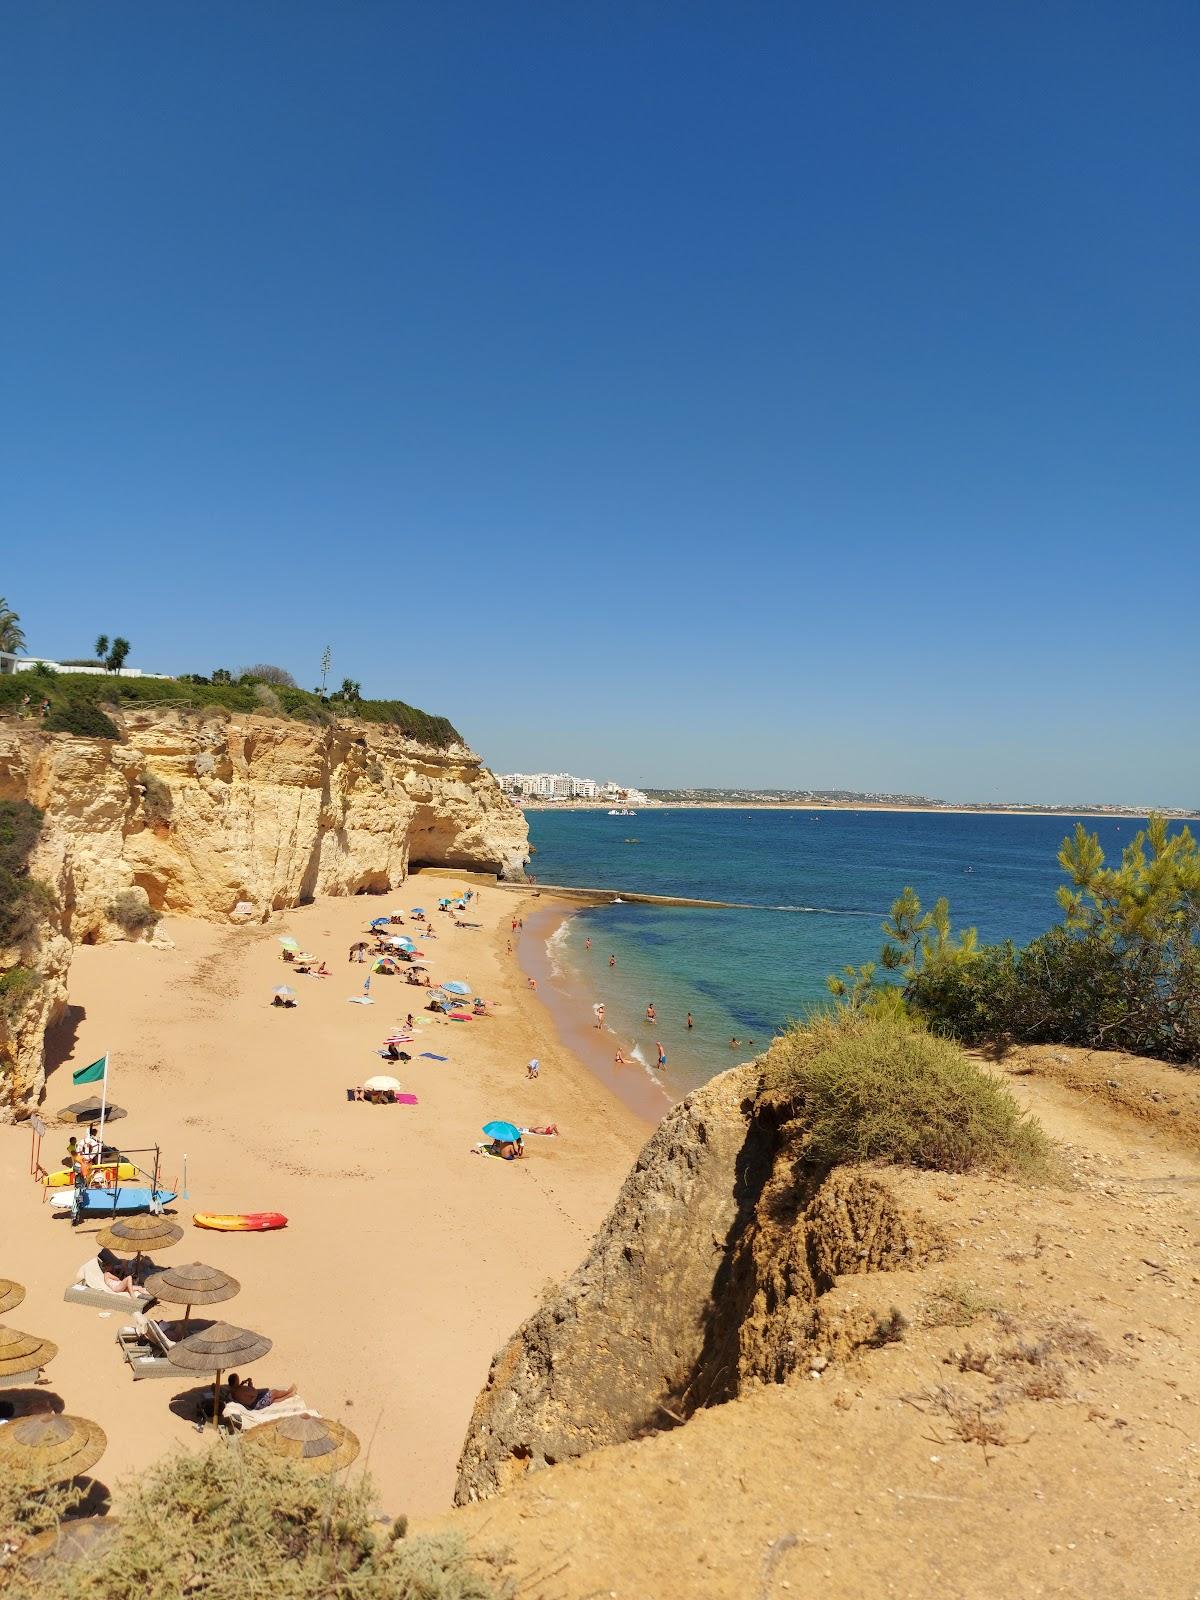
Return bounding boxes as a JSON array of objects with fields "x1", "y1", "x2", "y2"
[{"x1": 1, "y1": 3, "x2": 1196, "y2": 806}]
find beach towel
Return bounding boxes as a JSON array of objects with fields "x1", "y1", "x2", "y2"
[
  {"x1": 420, "y1": 1052, "x2": 448, "y2": 1061},
  {"x1": 223, "y1": 1395, "x2": 318, "y2": 1433},
  {"x1": 347, "y1": 996, "x2": 374, "y2": 1005}
]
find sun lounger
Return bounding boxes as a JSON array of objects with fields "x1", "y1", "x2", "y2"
[
  {"x1": 64, "y1": 1257, "x2": 154, "y2": 1312},
  {"x1": 223, "y1": 1394, "x2": 318, "y2": 1432},
  {"x1": 115, "y1": 1315, "x2": 183, "y2": 1380}
]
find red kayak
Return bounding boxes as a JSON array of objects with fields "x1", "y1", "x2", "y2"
[{"x1": 193, "y1": 1211, "x2": 288, "y2": 1232}]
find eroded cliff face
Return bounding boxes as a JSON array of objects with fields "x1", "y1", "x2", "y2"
[
  {"x1": 454, "y1": 1065, "x2": 946, "y2": 1503},
  {"x1": 0, "y1": 708, "x2": 527, "y2": 1111}
]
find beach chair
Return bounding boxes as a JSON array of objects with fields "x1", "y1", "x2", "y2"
[
  {"x1": 222, "y1": 1393, "x2": 319, "y2": 1432},
  {"x1": 115, "y1": 1314, "x2": 183, "y2": 1380},
  {"x1": 64, "y1": 1257, "x2": 154, "y2": 1312}
]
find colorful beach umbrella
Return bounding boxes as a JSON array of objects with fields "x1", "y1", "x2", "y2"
[
  {"x1": 370, "y1": 917, "x2": 389, "y2": 927},
  {"x1": 482, "y1": 1121, "x2": 521, "y2": 1143},
  {"x1": 442, "y1": 980, "x2": 471, "y2": 995}
]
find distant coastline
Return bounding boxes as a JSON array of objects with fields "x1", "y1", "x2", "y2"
[{"x1": 521, "y1": 800, "x2": 1197, "y2": 820}]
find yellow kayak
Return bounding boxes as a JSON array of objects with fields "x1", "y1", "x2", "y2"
[{"x1": 43, "y1": 1162, "x2": 138, "y2": 1187}]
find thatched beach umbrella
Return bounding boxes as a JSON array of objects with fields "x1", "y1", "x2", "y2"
[
  {"x1": 168, "y1": 1321, "x2": 272, "y2": 1425},
  {"x1": 0, "y1": 1325, "x2": 57, "y2": 1386},
  {"x1": 0, "y1": 1278, "x2": 25, "y2": 1315},
  {"x1": 20, "y1": 1517, "x2": 121, "y2": 1572},
  {"x1": 246, "y1": 1415, "x2": 360, "y2": 1477},
  {"x1": 143, "y1": 1262, "x2": 240, "y2": 1331},
  {"x1": 60, "y1": 1098, "x2": 127, "y2": 1125},
  {"x1": 98, "y1": 1213, "x2": 184, "y2": 1257},
  {"x1": 0, "y1": 1412, "x2": 106, "y2": 1484}
]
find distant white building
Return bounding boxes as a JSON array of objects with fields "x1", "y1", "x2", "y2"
[
  {"x1": 0, "y1": 652, "x2": 170, "y2": 680},
  {"x1": 500, "y1": 771, "x2": 647, "y2": 803}
]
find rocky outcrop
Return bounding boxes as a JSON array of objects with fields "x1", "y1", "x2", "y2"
[
  {"x1": 453, "y1": 1066, "x2": 946, "y2": 1504},
  {"x1": 0, "y1": 708, "x2": 528, "y2": 1112}
]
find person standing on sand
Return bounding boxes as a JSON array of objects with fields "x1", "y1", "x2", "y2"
[
  {"x1": 526, "y1": 1058, "x2": 539, "y2": 1079},
  {"x1": 593, "y1": 1002, "x2": 605, "y2": 1028},
  {"x1": 528, "y1": 976, "x2": 537, "y2": 991},
  {"x1": 656, "y1": 1042, "x2": 667, "y2": 1069},
  {"x1": 686, "y1": 1012, "x2": 693, "y2": 1030}
]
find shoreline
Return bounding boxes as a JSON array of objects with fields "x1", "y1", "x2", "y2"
[
  {"x1": 520, "y1": 802, "x2": 1196, "y2": 819},
  {"x1": 517, "y1": 901, "x2": 674, "y2": 1129},
  {"x1": 0, "y1": 875, "x2": 647, "y2": 1516}
]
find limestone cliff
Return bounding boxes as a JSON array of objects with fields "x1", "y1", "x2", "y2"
[
  {"x1": 454, "y1": 1065, "x2": 946, "y2": 1503},
  {"x1": 0, "y1": 707, "x2": 527, "y2": 1111}
]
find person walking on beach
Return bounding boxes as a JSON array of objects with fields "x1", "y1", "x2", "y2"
[
  {"x1": 528, "y1": 976, "x2": 537, "y2": 992},
  {"x1": 526, "y1": 1058, "x2": 539, "y2": 1079},
  {"x1": 686, "y1": 1012, "x2": 693, "y2": 1030},
  {"x1": 593, "y1": 1002, "x2": 605, "y2": 1029},
  {"x1": 656, "y1": 1042, "x2": 667, "y2": 1069}
]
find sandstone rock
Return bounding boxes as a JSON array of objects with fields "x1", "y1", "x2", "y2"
[
  {"x1": 0, "y1": 709, "x2": 527, "y2": 1113},
  {"x1": 453, "y1": 1067, "x2": 945, "y2": 1504}
]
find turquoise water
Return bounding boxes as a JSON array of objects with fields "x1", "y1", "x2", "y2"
[{"x1": 527, "y1": 808, "x2": 1154, "y2": 1098}]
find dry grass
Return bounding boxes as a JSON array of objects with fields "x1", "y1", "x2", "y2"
[
  {"x1": 2, "y1": 1444, "x2": 510, "y2": 1600},
  {"x1": 922, "y1": 1280, "x2": 1002, "y2": 1329},
  {"x1": 761, "y1": 1013, "x2": 1058, "y2": 1179}
]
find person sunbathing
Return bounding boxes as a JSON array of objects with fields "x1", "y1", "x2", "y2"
[
  {"x1": 97, "y1": 1247, "x2": 141, "y2": 1294},
  {"x1": 487, "y1": 1137, "x2": 525, "y2": 1160},
  {"x1": 225, "y1": 1373, "x2": 297, "y2": 1412}
]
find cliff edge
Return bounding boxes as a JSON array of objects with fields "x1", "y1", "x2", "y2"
[{"x1": 0, "y1": 706, "x2": 527, "y2": 1110}]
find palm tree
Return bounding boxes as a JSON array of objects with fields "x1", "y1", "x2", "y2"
[
  {"x1": 94, "y1": 634, "x2": 109, "y2": 660},
  {"x1": 106, "y1": 637, "x2": 131, "y2": 675},
  {"x1": 0, "y1": 598, "x2": 27, "y2": 656},
  {"x1": 336, "y1": 677, "x2": 362, "y2": 703}
]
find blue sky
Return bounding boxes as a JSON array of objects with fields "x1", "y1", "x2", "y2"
[{"x1": 1, "y1": 3, "x2": 1196, "y2": 805}]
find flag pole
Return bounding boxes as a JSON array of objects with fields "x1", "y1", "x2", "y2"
[{"x1": 97, "y1": 1052, "x2": 109, "y2": 1159}]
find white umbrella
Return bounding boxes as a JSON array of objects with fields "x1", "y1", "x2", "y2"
[
  {"x1": 363, "y1": 1075, "x2": 402, "y2": 1093},
  {"x1": 273, "y1": 985, "x2": 296, "y2": 999}
]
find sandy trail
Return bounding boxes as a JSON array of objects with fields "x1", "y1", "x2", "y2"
[{"x1": 0, "y1": 877, "x2": 646, "y2": 1515}]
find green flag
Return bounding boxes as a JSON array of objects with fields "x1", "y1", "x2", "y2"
[{"x1": 72, "y1": 1055, "x2": 107, "y2": 1087}]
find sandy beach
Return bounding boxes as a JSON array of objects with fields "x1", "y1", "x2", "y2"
[{"x1": 0, "y1": 876, "x2": 648, "y2": 1515}]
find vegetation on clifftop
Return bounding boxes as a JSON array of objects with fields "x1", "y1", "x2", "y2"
[
  {"x1": 1, "y1": 1447, "x2": 509, "y2": 1600},
  {"x1": 0, "y1": 672, "x2": 461, "y2": 748},
  {"x1": 829, "y1": 816, "x2": 1200, "y2": 1066},
  {"x1": 762, "y1": 1012, "x2": 1055, "y2": 1179}
]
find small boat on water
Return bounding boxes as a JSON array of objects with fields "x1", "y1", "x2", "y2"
[{"x1": 608, "y1": 808, "x2": 636, "y2": 816}]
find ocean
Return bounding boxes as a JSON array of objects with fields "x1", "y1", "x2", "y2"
[{"x1": 523, "y1": 807, "x2": 1152, "y2": 1106}]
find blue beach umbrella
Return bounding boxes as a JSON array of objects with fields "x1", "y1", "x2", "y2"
[
  {"x1": 370, "y1": 917, "x2": 389, "y2": 928},
  {"x1": 410, "y1": 907, "x2": 426, "y2": 915},
  {"x1": 442, "y1": 980, "x2": 471, "y2": 995},
  {"x1": 482, "y1": 1121, "x2": 521, "y2": 1143}
]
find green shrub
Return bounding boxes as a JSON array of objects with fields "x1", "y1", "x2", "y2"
[
  {"x1": 0, "y1": 673, "x2": 460, "y2": 747},
  {"x1": 0, "y1": 801, "x2": 54, "y2": 948},
  {"x1": 0, "y1": 965, "x2": 41, "y2": 1022},
  {"x1": 3, "y1": 1445, "x2": 511, "y2": 1600},
  {"x1": 43, "y1": 703, "x2": 120, "y2": 740},
  {"x1": 106, "y1": 888, "x2": 160, "y2": 937},
  {"x1": 760, "y1": 1012, "x2": 1055, "y2": 1179}
]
